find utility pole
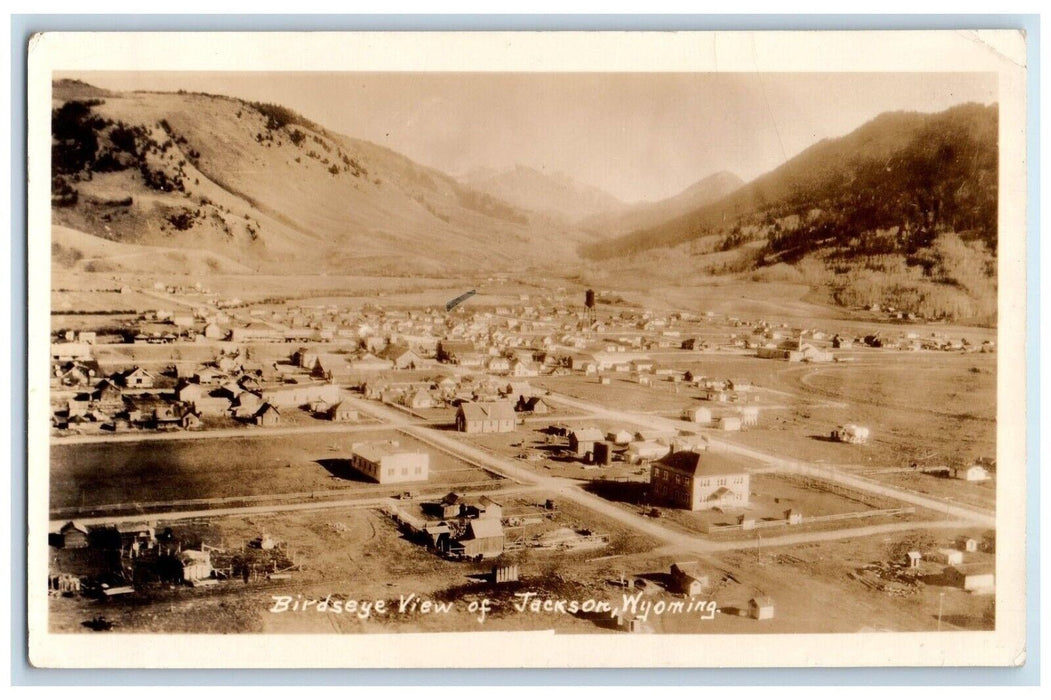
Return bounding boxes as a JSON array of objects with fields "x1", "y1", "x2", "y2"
[{"x1": 937, "y1": 592, "x2": 945, "y2": 631}]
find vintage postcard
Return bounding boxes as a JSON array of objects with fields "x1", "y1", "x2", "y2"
[{"x1": 26, "y1": 30, "x2": 1028, "y2": 668}]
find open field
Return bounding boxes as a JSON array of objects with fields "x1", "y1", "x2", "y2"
[
  {"x1": 533, "y1": 374, "x2": 703, "y2": 414},
  {"x1": 583, "y1": 469, "x2": 933, "y2": 538},
  {"x1": 51, "y1": 271, "x2": 578, "y2": 309},
  {"x1": 50, "y1": 430, "x2": 502, "y2": 515}
]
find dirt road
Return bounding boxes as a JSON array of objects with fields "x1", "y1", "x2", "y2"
[{"x1": 543, "y1": 391, "x2": 995, "y2": 528}]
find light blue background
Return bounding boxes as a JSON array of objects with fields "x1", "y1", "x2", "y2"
[{"x1": 9, "y1": 13, "x2": 1040, "y2": 686}]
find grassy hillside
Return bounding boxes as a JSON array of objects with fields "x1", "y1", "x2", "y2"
[
  {"x1": 50, "y1": 82, "x2": 592, "y2": 275},
  {"x1": 582, "y1": 104, "x2": 998, "y2": 323}
]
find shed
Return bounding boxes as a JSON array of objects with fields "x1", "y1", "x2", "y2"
[
  {"x1": 179, "y1": 550, "x2": 213, "y2": 582},
  {"x1": 669, "y1": 561, "x2": 710, "y2": 596},
  {"x1": 681, "y1": 406, "x2": 713, "y2": 424},
  {"x1": 717, "y1": 416, "x2": 743, "y2": 432},
  {"x1": 458, "y1": 518, "x2": 504, "y2": 559},
  {"x1": 569, "y1": 427, "x2": 605, "y2": 457},
  {"x1": 327, "y1": 402, "x2": 359, "y2": 422},
  {"x1": 749, "y1": 596, "x2": 775, "y2": 620},
  {"x1": 59, "y1": 521, "x2": 90, "y2": 549},
  {"x1": 254, "y1": 403, "x2": 281, "y2": 427},
  {"x1": 943, "y1": 565, "x2": 995, "y2": 594},
  {"x1": 955, "y1": 465, "x2": 990, "y2": 482}
]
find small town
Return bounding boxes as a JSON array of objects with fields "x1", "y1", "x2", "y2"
[
  {"x1": 47, "y1": 276, "x2": 997, "y2": 635},
  {"x1": 41, "y1": 67, "x2": 1003, "y2": 639}
]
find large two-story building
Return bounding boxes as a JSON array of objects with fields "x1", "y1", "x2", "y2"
[{"x1": 650, "y1": 450, "x2": 751, "y2": 511}]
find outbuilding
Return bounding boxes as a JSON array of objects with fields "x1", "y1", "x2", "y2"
[
  {"x1": 59, "y1": 521, "x2": 90, "y2": 549},
  {"x1": 680, "y1": 406, "x2": 712, "y2": 424},
  {"x1": 456, "y1": 518, "x2": 505, "y2": 560},
  {"x1": 749, "y1": 596, "x2": 775, "y2": 620},
  {"x1": 669, "y1": 561, "x2": 710, "y2": 596}
]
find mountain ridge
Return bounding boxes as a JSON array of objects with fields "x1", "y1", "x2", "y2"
[
  {"x1": 50, "y1": 81, "x2": 600, "y2": 276},
  {"x1": 459, "y1": 163, "x2": 628, "y2": 223},
  {"x1": 580, "y1": 170, "x2": 744, "y2": 236}
]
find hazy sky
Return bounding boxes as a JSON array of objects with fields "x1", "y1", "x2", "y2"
[{"x1": 62, "y1": 71, "x2": 997, "y2": 203}]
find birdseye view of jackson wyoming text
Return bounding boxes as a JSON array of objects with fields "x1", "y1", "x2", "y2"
[{"x1": 43, "y1": 65, "x2": 1007, "y2": 639}]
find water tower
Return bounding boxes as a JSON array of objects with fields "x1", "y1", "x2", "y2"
[{"x1": 584, "y1": 288, "x2": 596, "y2": 334}]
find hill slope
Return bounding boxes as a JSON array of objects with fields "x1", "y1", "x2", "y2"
[
  {"x1": 460, "y1": 164, "x2": 628, "y2": 223},
  {"x1": 50, "y1": 82, "x2": 594, "y2": 275},
  {"x1": 581, "y1": 103, "x2": 999, "y2": 323},
  {"x1": 584, "y1": 104, "x2": 998, "y2": 261},
  {"x1": 580, "y1": 170, "x2": 744, "y2": 235}
]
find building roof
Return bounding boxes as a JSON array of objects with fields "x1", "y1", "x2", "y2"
[
  {"x1": 458, "y1": 401, "x2": 516, "y2": 422},
  {"x1": 352, "y1": 440, "x2": 424, "y2": 463},
  {"x1": 670, "y1": 561, "x2": 707, "y2": 579},
  {"x1": 522, "y1": 397, "x2": 549, "y2": 410},
  {"x1": 655, "y1": 450, "x2": 751, "y2": 477},
  {"x1": 571, "y1": 427, "x2": 605, "y2": 442},
  {"x1": 466, "y1": 518, "x2": 503, "y2": 540},
  {"x1": 60, "y1": 520, "x2": 89, "y2": 534},
  {"x1": 179, "y1": 550, "x2": 211, "y2": 565},
  {"x1": 255, "y1": 402, "x2": 280, "y2": 416}
]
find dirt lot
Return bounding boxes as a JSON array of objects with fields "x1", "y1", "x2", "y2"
[
  {"x1": 583, "y1": 469, "x2": 931, "y2": 540},
  {"x1": 607, "y1": 523, "x2": 995, "y2": 634},
  {"x1": 50, "y1": 430, "x2": 502, "y2": 513},
  {"x1": 707, "y1": 355, "x2": 997, "y2": 510},
  {"x1": 51, "y1": 507, "x2": 993, "y2": 634},
  {"x1": 533, "y1": 374, "x2": 701, "y2": 414},
  {"x1": 49, "y1": 490, "x2": 664, "y2": 634},
  {"x1": 51, "y1": 289, "x2": 164, "y2": 314}
]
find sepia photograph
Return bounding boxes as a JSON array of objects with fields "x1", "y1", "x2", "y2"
[{"x1": 25, "y1": 30, "x2": 1029, "y2": 669}]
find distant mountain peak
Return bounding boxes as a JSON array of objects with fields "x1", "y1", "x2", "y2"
[{"x1": 460, "y1": 164, "x2": 626, "y2": 223}]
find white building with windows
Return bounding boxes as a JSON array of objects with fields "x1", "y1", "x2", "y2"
[
  {"x1": 350, "y1": 441, "x2": 430, "y2": 484},
  {"x1": 650, "y1": 450, "x2": 751, "y2": 511}
]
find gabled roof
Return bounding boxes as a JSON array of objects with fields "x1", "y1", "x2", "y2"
[
  {"x1": 466, "y1": 518, "x2": 503, "y2": 539},
  {"x1": 655, "y1": 450, "x2": 751, "y2": 477},
  {"x1": 60, "y1": 520, "x2": 89, "y2": 534},
  {"x1": 254, "y1": 402, "x2": 280, "y2": 417},
  {"x1": 670, "y1": 561, "x2": 707, "y2": 579},
  {"x1": 522, "y1": 397, "x2": 549, "y2": 410},
  {"x1": 570, "y1": 427, "x2": 605, "y2": 442},
  {"x1": 458, "y1": 401, "x2": 516, "y2": 422}
]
